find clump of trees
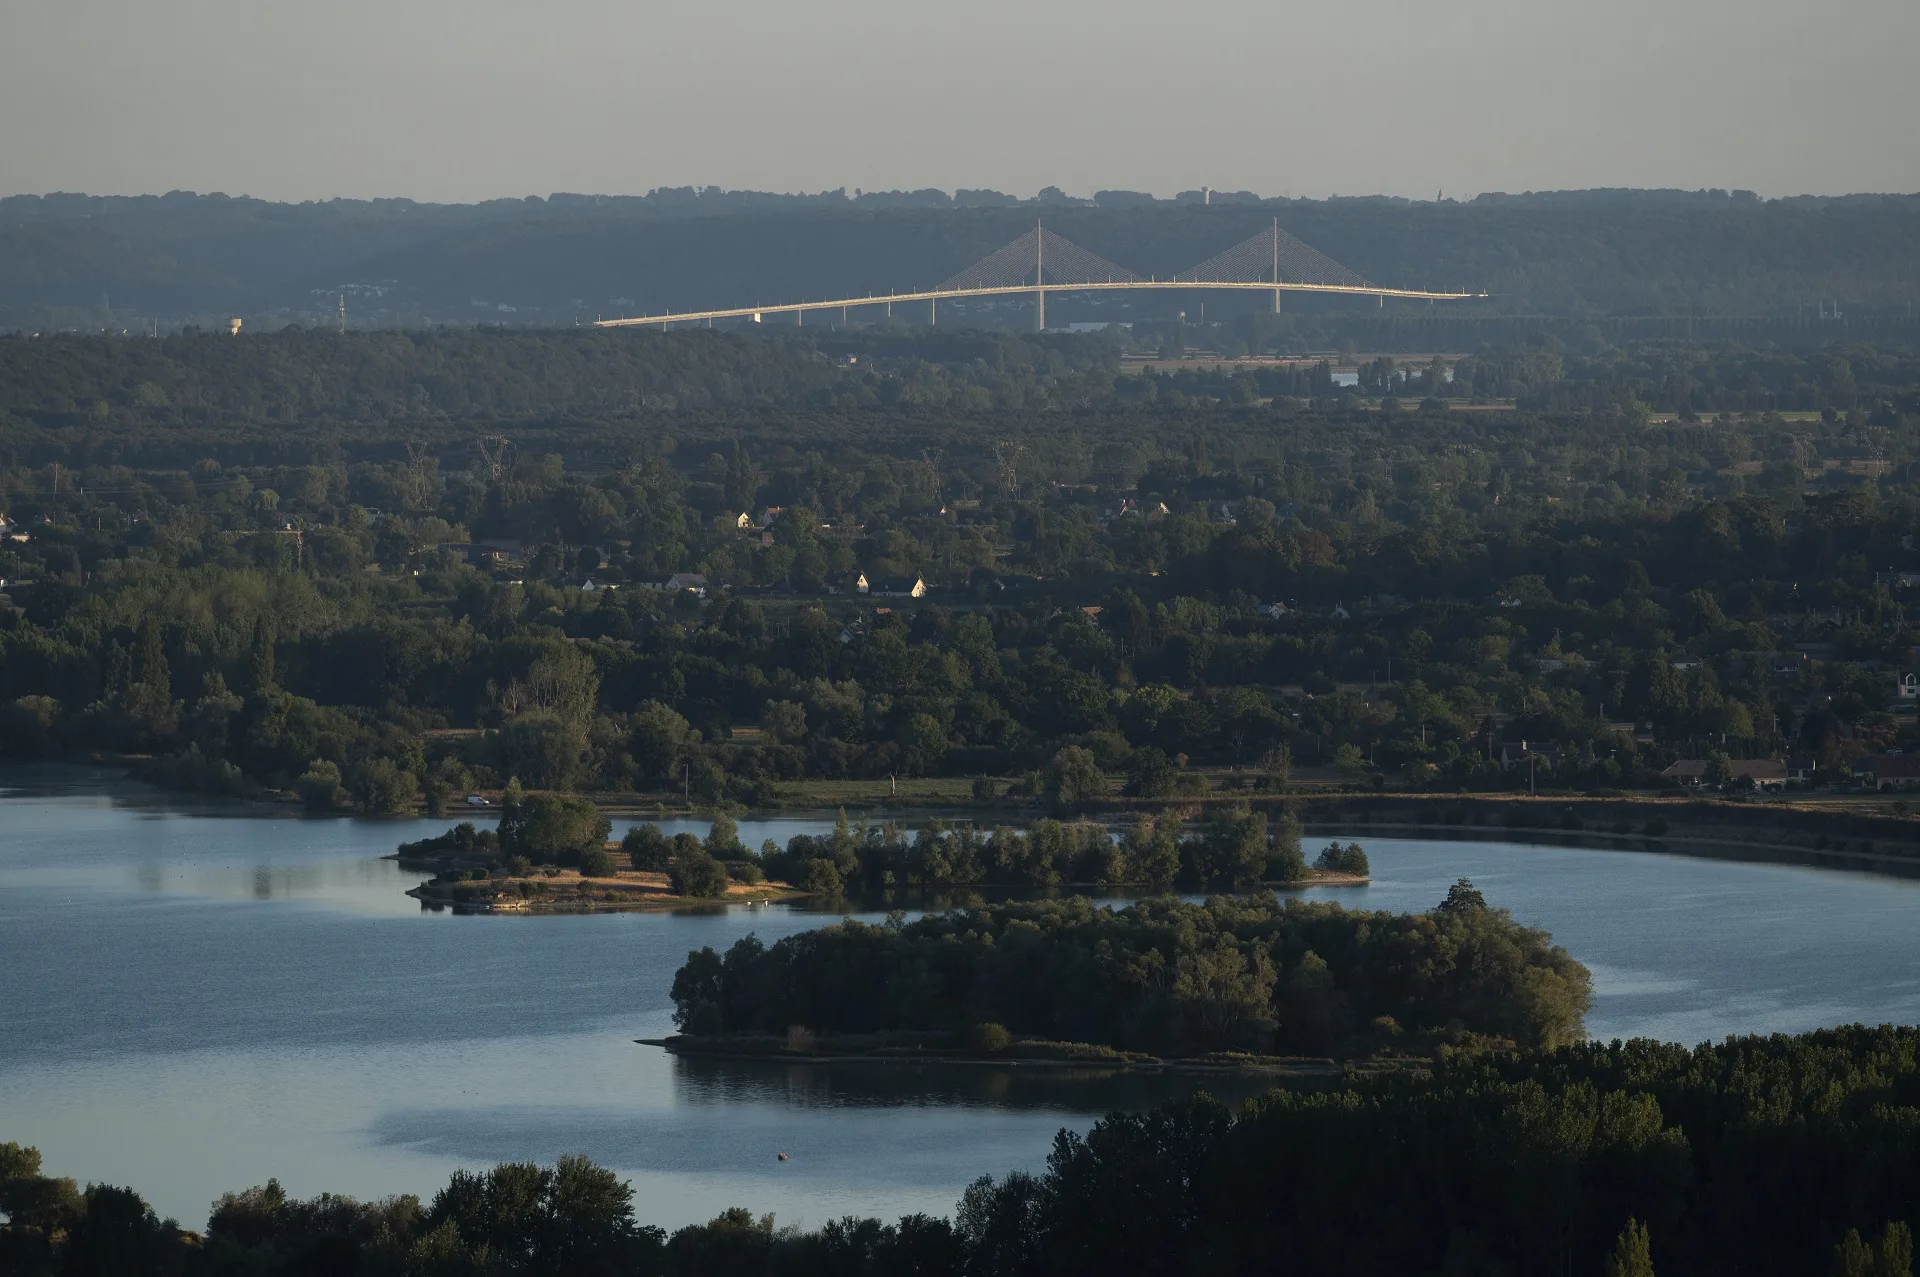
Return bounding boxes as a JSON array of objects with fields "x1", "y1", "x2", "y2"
[
  {"x1": 669, "y1": 881, "x2": 1590, "y2": 1056},
  {"x1": 678, "y1": 805, "x2": 1307, "y2": 893},
  {"x1": 494, "y1": 788, "x2": 610, "y2": 864},
  {"x1": 1315, "y1": 841, "x2": 1370, "y2": 874},
  {"x1": 398, "y1": 786, "x2": 608, "y2": 871}
]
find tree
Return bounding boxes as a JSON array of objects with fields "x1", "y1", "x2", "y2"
[
  {"x1": 670, "y1": 849, "x2": 730, "y2": 899},
  {"x1": 1332, "y1": 742, "x2": 1367, "y2": 780},
  {"x1": 670, "y1": 947, "x2": 725, "y2": 1032},
  {"x1": 1043, "y1": 746, "x2": 1108, "y2": 811},
  {"x1": 0, "y1": 1141, "x2": 82, "y2": 1239},
  {"x1": 1123, "y1": 815, "x2": 1181, "y2": 887},
  {"x1": 763, "y1": 699, "x2": 807, "y2": 745},
  {"x1": 1269, "y1": 808, "x2": 1307, "y2": 881},
  {"x1": 1605, "y1": 1219, "x2": 1655, "y2": 1277},
  {"x1": 578, "y1": 847, "x2": 615, "y2": 877},
  {"x1": 1316, "y1": 841, "x2": 1370, "y2": 874},
  {"x1": 705, "y1": 812, "x2": 744, "y2": 858},
  {"x1": 419, "y1": 1156, "x2": 662, "y2": 1275},
  {"x1": 668, "y1": 1207, "x2": 773, "y2": 1276},
  {"x1": 497, "y1": 711, "x2": 591, "y2": 792},
  {"x1": 246, "y1": 618, "x2": 277, "y2": 696},
  {"x1": 1260, "y1": 742, "x2": 1292, "y2": 790},
  {"x1": 804, "y1": 857, "x2": 844, "y2": 895},
  {"x1": 61, "y1": 1183, "x2": 185, "y2": 1277},
  {"x1": 498, "y1": 791, "x2": 611, "y2": 866},
  {"x1": 623, "y1": 823, "x2": 671, "y2": 871},
  {"x1": 1834, "y1": 1231, "x2": 1874, "y2": 1277},
  {"x1": 1196, "y1": 805, "x2": 1268, "y2": 888},
  {"x1": 1831, "y1": 1223, "x2": 1915, "y2": 1277},
  {"x1": 352, "y1": 756, "x2": 416, "y2": 816},
  {"x1": 629, "y1": 701, "x2": 690, "y2": 781},
  {"x1": 1124, "y1": 747, "x2": 1177, "y2": 798},
  {"x1": 1437, "y1": 878, "x2": 1487, "y2": 914},
  {"x1": 297, "y1": 759, "x2": 348, "y2": 812}
]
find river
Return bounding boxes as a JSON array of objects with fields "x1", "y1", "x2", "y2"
[{"x1": 3, "y1": 766, "x2": 1918, "y2": 1230}]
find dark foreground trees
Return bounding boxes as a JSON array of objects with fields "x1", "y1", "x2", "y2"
[{"x1": 5, "y1": 1025, "x2": 1919, "y2": 1276}]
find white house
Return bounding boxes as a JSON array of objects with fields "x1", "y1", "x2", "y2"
[{"x1": 827, "y1": 572, "x2": 869, "y2": 595}]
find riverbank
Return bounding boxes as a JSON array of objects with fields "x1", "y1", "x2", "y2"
[
  {"x1": 402, "y1": 864, "x2": 809, "y2": 914},
  {"x1": 1278, "y1": 792, "x2": 1920, "y2": 877},
  {"x1": 63, "y1": 756, "x2": 1920, "y2": 883},
  {"x1": 397, "y1": 855, "x2": 1370, "y2": 913},
  {"x1": 639, "y1": 1032, "x2": 1418, "y2": 1079}
]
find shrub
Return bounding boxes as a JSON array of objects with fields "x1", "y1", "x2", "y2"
[
  {"x1": 297, "y1": 759, "x2": 349, "y2": 812},
  {"x1": 352, "y1": 757, "x2": 417, "y2": 817},
  {"x1": 966, "y1": 1022, "x2": 1012, "y2": 1054},
  {"x1": 726, "y1": 860, "x2": 765, "y2": 885},
  {"x1": 578, "y1": 847, "x2": 615, "y2": 878}
]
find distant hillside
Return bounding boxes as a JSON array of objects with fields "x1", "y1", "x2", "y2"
[{"x1": 2, "y1": 187, "x2": 1917, "y2": 331}]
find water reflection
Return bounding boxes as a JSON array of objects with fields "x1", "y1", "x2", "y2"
[{"x1": 669, "y1": 1053, "x2": 1282, "y2": 1114}]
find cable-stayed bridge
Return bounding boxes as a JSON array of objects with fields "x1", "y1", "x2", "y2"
[{"x1": 593, "y1": 220, "x2": 1482, "y2": 331}]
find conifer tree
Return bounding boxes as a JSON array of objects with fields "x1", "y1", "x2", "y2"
[{"x1": 1604, "y1": 1218, "x2": 1654, "y2": 1277}]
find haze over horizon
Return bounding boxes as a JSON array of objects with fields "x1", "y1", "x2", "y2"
[{"x1": 5, "y1": 0, "x2": 1917, "y2": 204}]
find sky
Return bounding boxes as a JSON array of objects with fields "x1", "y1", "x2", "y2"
[{"x1": 3, "y1": 0, "x2": 1917, "y2": 203}]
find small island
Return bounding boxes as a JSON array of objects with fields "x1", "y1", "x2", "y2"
[
  {"x1": 395, "y1": 787, "x2": 804, "y2": 913},
  {"x1": 394, "y1": 797, "x2": 1371, "y2": 912},
  {"x1": 657, "y1": 881, "x2": 1589, "y2": 1071}
]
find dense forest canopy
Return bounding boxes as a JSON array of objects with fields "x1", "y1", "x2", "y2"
[
  {"x1": 668, "y1": 887, "x2": 1593, "y2": 1056},
  {"x1": 4, "y1": 187, "x2": 1918, "y2": 330},
  {"x1": 3, "y1": 327, "x2": 1920, "y2": 807},
  {"x1": 4, "y1": 1025, "x2": 1917, "y2": 1275}
]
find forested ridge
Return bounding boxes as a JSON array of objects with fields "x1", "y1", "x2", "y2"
[
  {"x1": 3, "y1": 328, "x2": 1918, "y2": 446},
  {"x1": 4, "y1": 1025, "x2": 1917, "y2": 1275},
  {"x1": 5, "y1": 187, "x2": 1919, "y2": 329},
  {"x1": 6, "y1": 328, "x2": 1920, "y2": 808}
]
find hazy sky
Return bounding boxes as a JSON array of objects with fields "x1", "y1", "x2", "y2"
[{"x1": 4, "y1": 0, "x2": 1916, "y2": 202}]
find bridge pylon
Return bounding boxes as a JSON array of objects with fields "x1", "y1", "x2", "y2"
[{"x1": 1034, "y1": 221, "x2": 1044, "y2": 333}]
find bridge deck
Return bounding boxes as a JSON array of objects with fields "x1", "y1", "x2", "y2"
[{"x1": 593, "y1": 279, "x2": 1483, "y2": 328}]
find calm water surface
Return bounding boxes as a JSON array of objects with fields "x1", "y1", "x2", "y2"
[{"x1": 3, "y1": 766, "x2": 1918, "y2": 1229}]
